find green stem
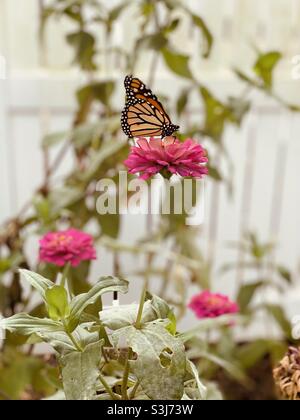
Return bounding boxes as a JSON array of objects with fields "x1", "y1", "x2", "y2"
[
  {"x1": 135, "y1": 281, "x2": 147, "y2": 329},
  {"x1": 99, "y1": 372, "x2": 120, "y2": 400},
  {"x1": 129, "y1": 379, "x2": 140, "y2": 400},
  {"x1": 63, "y1": 320, "x2": 83, "y2": 352},
  {"x1": 61, "y1": 262, "x2": 71, "y2": 289},
  {"x1": 121, "y1": 349, "x2": 132, "y2": 400}
]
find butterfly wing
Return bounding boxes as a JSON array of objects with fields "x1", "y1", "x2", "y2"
[{"x1": 121, "y1": 75, "x2": 179, "y2": 138}]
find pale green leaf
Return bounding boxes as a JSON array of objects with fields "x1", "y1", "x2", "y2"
[
  {"x1": 19, "y1": 269, "x2": 53, "y2": 300},
  {"x1": 162, "y1": 47, "x2": 193, "y2": 79},
  {"x1": 68, "y1": 276, "x2": 129, "y2": 331},
  {"x1": 45, "y1": 285, "x2": 70, "y2": 321},
  {"x1": 60, "y1": 340, "x2": 103, "y2": 400},
  {"x1": 186, "y1": 360, "x2": 207, "y2": 400},
  {"x1": 116, "y1": 324, "x2": 186, "y2": 400},
  {"x1": 0, "y1": 313, "x2": 63, "y2": 336}
]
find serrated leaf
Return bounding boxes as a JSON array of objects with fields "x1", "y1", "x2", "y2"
[{"x1": 60, "y1": 340, "x2": 103, "y2": 400}]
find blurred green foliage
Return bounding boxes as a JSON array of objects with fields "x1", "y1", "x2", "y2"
[{"x1": 0, "y1": 0, "x2": 299, "y2": 400}]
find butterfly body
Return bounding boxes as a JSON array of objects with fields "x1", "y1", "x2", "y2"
[{"x1": 121, "y1": 75, "x2": 180, "y2": 138}]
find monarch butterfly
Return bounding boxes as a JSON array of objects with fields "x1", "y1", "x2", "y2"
[{"x1": 121, "y1": 75, "x2": 180, "y2": 139}]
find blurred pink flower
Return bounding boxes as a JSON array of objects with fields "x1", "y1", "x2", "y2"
[
  {"x1": 124, "y1": 137, "x2": 208, "y2": 180},
  {"x1": 188, "y1": 290, "x2": 239, "y2": 319},
  {"x1": 39, "y1": 228, "x2": 96, "y2": 267}
]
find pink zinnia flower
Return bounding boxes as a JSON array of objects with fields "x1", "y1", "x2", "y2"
[
  {"x1": 124, "y1": 137, "x2": 208, "y2": 180},
  {"x1": 188, "y1": 291, "x2": 239, "y2": 319},
  {"x1": 39, "y1": 228, "x2": 96, "y2": 267}
]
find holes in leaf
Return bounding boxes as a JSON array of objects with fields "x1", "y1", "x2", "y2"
[{"x1": 159, "y1": 347, "x2": 173, "y2": 368}]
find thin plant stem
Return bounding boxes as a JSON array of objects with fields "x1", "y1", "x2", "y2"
[
  {"x1": 61, "y1": 262, "x2": 71, "y2": 287},
  {"x1": 129, "y1": 379, "x2": 141, "y2": 400},
  {"x1": 99, "y1": 372, "x2": 121, "y2": 400},
  {"x1": 135, "y1": 281, "x2": 147, "y2": 329},
  {"x1": 63, "y1": 320, "x2": 83, "y2": 352},
  {"x1": 121, "y1": 348, "x2": 132, "y2": 400}
]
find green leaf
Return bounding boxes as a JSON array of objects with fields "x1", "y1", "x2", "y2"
[
  {"x1": 191, "y1": 14, "x2": 213, "y2": 58},
  {"x1": 42, "y1": 131, "x2": 69, "y2": 148},
  {"x1": 116, "y1": 324, "x2": 186, "y2": 400},
  {"x1": 199, "y1": 86, "x2": 237, "y2": 141},
  {"x1": 108, "y1": 2, "x2": 129, "y2": 25},
  {"x1": 233, "y1": 68, "x2": 261, "y2": 89},
  {"x1": 180, "y1": 315, "x2": 244, "y2": 342},
  {"x1": 19, "y1": 269, "x2": 53, "y2": 300},
  {"x1": 277, "y1": 265, "x2": 292, "y2": 283},
  {"x1": 67, "y1": 31, "x2": 97, "y2": 71},
  {"x1": 198, "y1": 351, "x2": 248, "y2": 384},
  {"x1": 97, "y1": 213, "x2": 120, "y2": 239},
  {"x1": 45, "y1": 286, "x2": 70, "y2": 321},
  {"x1": 77, "y1": 81, "x2": 115, "y2": 108},
  {"x1": 237, "y1": 281, "x2": 265, "y2": 312},
  {"x1": 236, "y1": 340, "x2": 272, "y2": 370},
  {"x1": 162, "y1": 47, "x2": 193, "y2": 79},
  {"x1": 137, "y1": 33, "x2": 168, "y2": 51},
  {"x1": 100, "y1": 294, "x2": 170, "y2": 331},
  {"x1": 176, "y1": 88, "x2": 189, "y2": 117},
  {"x1": 0, "y1": 347, "x2": 58, "y2": 400},
  {"x1": 60, "y1": 340, "x2": 103, "y2": 400},
  {"x1": 68, "y1": 276, "x2": 129, "y2": 331},
  {"x1": 264, "y1": 304, "x2": 292, "y2": 338},
  {"x1": 207, "y1": 164, "x2": 222, "y2": 182},
  {"x1": 33, "y1": 195, "x2": 51, "y2": 223},
  {"x1": 79, "y1": 140, "x2": 126, "y2": 182},
  {"x1": 0, "y1": 313, "x2": 63, "y2": 336},
  {"x1": 100, "y1": 303, "x2": 151, "y2": 330},
  {"x1": 186, "y1": 360, "x2": 207, "y2": 400},
  {"x1": 49, "y1": 186, "x2": 84, "y2": 214},
  {"x1": 253, "y1": 51, "x2": 282, "y2": 89}
]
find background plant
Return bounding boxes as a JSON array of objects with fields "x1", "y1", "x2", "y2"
[{"x1": 0, "y1": 0, "x2": 299, "y2": 400}]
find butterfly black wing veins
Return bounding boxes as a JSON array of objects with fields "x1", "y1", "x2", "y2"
[{"x1": 121, "y1": 75, "x2": 180, "y2": 138}]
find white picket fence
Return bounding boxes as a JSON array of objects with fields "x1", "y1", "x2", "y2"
[{"x1": 1, "y1": 0, "x2": 300, "y2": 332}]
